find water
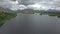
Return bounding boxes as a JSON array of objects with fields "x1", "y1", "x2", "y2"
[{"x1": 0, "y1": 13, "x2": 60, "y2": 34}]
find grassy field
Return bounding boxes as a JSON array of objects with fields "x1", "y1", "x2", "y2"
[
  {"x1": 0, "y1": 11, "x2": 17, "y2": 26},
  {"x1": 39, "y1": 12, "x2": 60, "y2": 18}
]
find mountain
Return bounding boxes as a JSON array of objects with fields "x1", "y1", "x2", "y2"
[
  {"x1": 45, "y1": 9, "x2": 60, "y2": 13},
  {"x1": 0, "y1": 7, "x2": 17, "y2": 13},
  {"x1": 16, "y1": 9, "x2": 40, "y2": 13}
]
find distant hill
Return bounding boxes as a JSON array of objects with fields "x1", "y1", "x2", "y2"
[
  {"x1": 0, "y1": 7, "x2": 16, "y2": 13},
  {"x1": 45, "y1": 9, "x2": 60, "y2": 13},
  {"x1": 16, "y1": 9, "x2": 40, "y2": 13},
  {"x1": 0, "y1": 7, "x2": 60, "y2": 13}
]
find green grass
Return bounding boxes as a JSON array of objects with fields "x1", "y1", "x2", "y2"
[
  {"x1": 0, "y1": 11, "x2": 17, "y2": 26},
  {"x1": 39, "y1": 12, "x2": 60, "y2": 18}
]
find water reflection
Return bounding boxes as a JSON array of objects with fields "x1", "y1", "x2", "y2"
[{"x1": 0, "y1": 22, "x2": 4, "y2": 27}]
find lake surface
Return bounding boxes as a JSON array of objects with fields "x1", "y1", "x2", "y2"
[{"x1": 0, "y1": 13, "x2": 60, "y2": 34}]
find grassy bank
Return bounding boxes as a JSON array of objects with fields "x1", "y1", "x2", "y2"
[{"x1": 0, "y1": 11, "x2": 17, "y2": 26}]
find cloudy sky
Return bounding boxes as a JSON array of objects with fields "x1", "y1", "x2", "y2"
[{"x1": 0, "y1": 0, "x2": 60, "y2": 10}]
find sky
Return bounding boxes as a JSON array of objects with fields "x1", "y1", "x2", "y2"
[{"x1": 0, "y1": 0, "x2": 60, "y2": 10}]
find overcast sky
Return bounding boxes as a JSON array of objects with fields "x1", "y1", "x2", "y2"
[{"x1": 0, "y1": 0, "x2": 60, "y2": 10}]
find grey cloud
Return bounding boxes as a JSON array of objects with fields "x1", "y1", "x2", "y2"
[
  {"x1": 0, "y1": 0, "x2": 19, "y2": 8},
  {"x1": 0, "y1": 0, "x2": 60, "y2": 10},
  {"x1": 11, "y1": 0, "x2": 16, "y2": 1},
  {"x1": 19, "y1": 0, "x2": 37, "y2": 5},
  {"x1": 37, "y1": 0, "x2": 60, "y2": 10}
]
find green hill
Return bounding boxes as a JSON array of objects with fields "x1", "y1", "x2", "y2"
[{"x1": 0, "y1": 8, "x2": 17, "y2": 26}]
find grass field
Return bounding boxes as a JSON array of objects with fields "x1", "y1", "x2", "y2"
[{"x1": 0, "y1": 11, "x2": 17, "y2": 26}]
